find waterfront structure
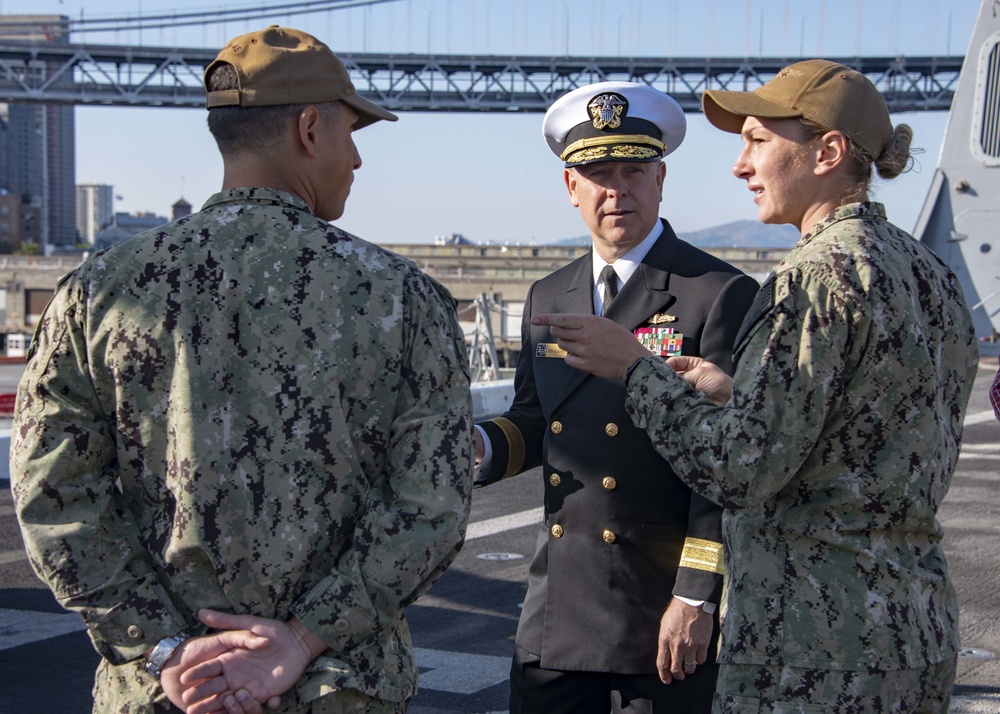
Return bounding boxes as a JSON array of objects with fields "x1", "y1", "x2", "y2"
[
  {"x1": 0, "y1": 253, "x2": 79, "y2": 356},
  {"x1": 75, "y1": 183, "x2": 114, "y2": 245},
  {"x1": 386, "y1": 242, "x2": 788, "y2": 355},
  {"x1": 0, "y1": 16, "x2": 75, "y2": 250},
  {"x1": 0, "y1": 242, "x2": 789, "y2": 360}
]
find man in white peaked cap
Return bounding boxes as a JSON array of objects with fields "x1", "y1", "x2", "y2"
[{"x1": 472, "y1": 81, "x2": 759, "y2": 713}]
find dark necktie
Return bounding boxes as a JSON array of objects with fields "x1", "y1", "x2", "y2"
[{"x1": 600, "y1": 264, "x2": 619, "y2": 316}]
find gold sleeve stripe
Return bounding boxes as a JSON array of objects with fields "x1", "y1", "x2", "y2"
[
  {"x1": 680, "y1": 537, "x2": 724, "y2": 575},
  {"x1": 488, "y1": 416, "x2": 525, "y2": 480}
]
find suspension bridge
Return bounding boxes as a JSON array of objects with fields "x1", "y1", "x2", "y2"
[{"x1": 0, "y1": 39, "x2": 964, "y2": 113}]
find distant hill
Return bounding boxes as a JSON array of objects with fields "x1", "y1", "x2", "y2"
[
  {"x1": 680, "y1": 220, "x2": 800, "y2": 248},
  {"x1": 548, "y1": 220, "x2": 799, "y2": 249},
  {"x1": 548, "y1": 235, "x2": 592, "y2": 246}
]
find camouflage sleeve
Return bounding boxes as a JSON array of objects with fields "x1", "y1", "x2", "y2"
[
  {"x1": 625, "y1": 268, "x2": 845, "y2": 509},
  {"x1": 11, "y1": 271, "x2": 190, "y2": 665},
  {"x1": 290, "y1": 274, "x2": 475, "y2": 652},
  {"x1": 672, "y1": 272, "x2": 758, "y2": 603}
]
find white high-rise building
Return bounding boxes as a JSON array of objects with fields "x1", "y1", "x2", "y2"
[{"x1": 76, "y1": 183, "x2": 114, "y2": 245}]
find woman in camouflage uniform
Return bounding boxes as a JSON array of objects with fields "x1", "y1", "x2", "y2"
[{"x1": 533, "y1": 60, "x2": 980, "y2": 714}]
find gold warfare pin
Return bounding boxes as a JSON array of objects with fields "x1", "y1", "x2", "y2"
[{"x1": 648, "y1": 312, "x2": 677, "y2": 324}]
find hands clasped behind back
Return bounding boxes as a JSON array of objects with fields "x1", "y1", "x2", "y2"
[{"x1": 158, "y1": 608, "x2": 329, "y2": 714}]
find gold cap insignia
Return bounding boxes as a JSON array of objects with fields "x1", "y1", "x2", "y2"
[{"x1": 588, "y1": 92, "x2": 627, "y2": 130}]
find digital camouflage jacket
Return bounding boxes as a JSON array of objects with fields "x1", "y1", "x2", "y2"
[
  {"x1": 11, "y1": 187, "x2": 475, "y2": 711},
  {"x1": 625, "y1": 203, "x2": 978, "y2": 671}
]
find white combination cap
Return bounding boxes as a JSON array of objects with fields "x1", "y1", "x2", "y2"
[{"x1": 542, "y1": 81, "x2": 686, "y2": 167}]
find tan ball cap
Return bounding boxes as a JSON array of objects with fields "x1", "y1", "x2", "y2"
[
  {"x1": 702, "y1": 59, "x2": 892, "y2": 159},
  {"x1": 204, "y1": 26, "x2": 397, "y2": 130}
]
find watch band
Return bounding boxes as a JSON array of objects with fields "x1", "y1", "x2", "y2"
[
  {"x1": 625, "y1": 355, "x2": 647, "y2": 385},
  {"x1": 143, "y1": 631, "x2": 190, "y2": 680}
]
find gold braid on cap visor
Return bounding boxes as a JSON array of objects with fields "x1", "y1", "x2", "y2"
[{"x1": 561, "y1": 133, "x2": 666, "y2": 162}]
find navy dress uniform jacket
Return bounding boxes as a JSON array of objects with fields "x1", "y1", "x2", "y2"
[{"x1": 478, "y1": 219, "x2": 759, "y2": 673}]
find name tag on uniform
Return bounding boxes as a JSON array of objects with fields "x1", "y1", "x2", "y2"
[
  {"x1": 634, "y1": 327, "x2": 684, "y2": 357},
  {"x1": 536, "y1": 343, "x2": 568, "y2": 358}
]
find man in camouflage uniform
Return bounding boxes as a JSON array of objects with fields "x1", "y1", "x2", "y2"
[
  {"x1": 534, "y1": 61, "x2": 979, "y2": 713},
  {"x1": 11, "y1": 26, "x2": 474, "y2": 714}
]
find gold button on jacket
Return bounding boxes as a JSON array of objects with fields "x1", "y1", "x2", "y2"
[
  {"x1": 550, "y1": 420, "x2": 563, "y2": 434},
  {"x1": 551, "y1": 524, "x2": 564, "y2": 538},
  {"x1": 602, "y1": 529, "x2": 616, "y2": 544},
  {"x1": 602, "y1": 476, "x2": 617, "y2": 490},
  {"x1": 605, "y1": 423, "x2": 619, "y2": 437},
  {"x1": 549, "y1": 473, "x2": 562, "y2": 487}
]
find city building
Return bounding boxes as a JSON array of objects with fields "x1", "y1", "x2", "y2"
[
  {"x1": 0, "y1": 191, "x2": 23, "y2": 252},
  {"x1": 0, "y1": 15, "x2": 76, "y2": 251},
  {"x1": 76, "y1": 183, "x2": 114, "y2": 245},
  {"x1": 172, "y1": 197, "x2": 192, "y2": 221},
  {"x1": 0, "y1": 106, "x2": 8, "y2": 191},
  {"x1": 93, "y1": 211, "x2": 169, "y2": 251}
]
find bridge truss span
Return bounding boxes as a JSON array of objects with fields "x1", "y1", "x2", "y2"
[{"x1": 0, "y1": 41, "x2": 963, "y2": 113}]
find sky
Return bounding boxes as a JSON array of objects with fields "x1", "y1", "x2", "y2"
[{"x1": 0, "y1": 0, "x2": 985, "y2": 244}]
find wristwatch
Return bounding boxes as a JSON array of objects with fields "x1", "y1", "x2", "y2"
[{"x1": 143, "y1": 631, "x2": 190, "y2": 680}]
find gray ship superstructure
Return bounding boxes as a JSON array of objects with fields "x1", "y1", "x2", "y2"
[{"x1": 915, "y1": 0, "x2": 1000, "y2": 351}]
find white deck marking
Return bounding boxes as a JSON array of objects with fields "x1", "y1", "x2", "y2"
[
  {"x1": 464, "y1": 508, "x2": 542, "y2": 541},
  {"x1": 964, "y1": 410, "x2": 999, "y2": 427},
  {"x1": 0, "y1": 608, "x2": 87, "y2": 651}
]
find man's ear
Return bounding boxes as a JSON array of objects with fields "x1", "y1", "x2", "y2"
[
  {"x1": 814, "y1": 130, "x2": 849, "y2": 176},
  {"x1": 564, "y1": 168, "x2": 581, "y2": 207},
  {"x1": 297, "y1": 106, "x2": 322, "y2": 159}
]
